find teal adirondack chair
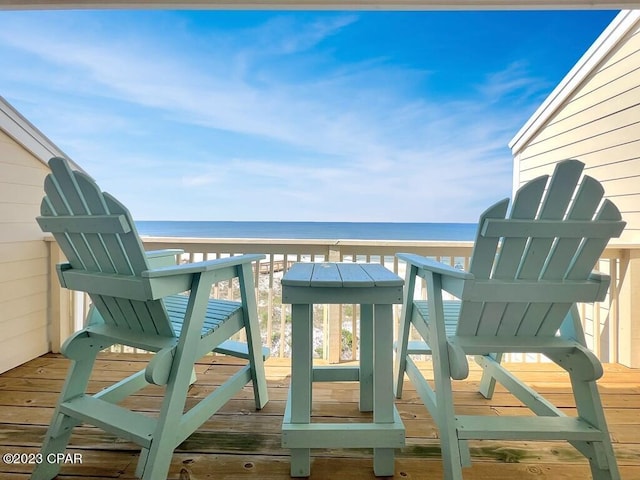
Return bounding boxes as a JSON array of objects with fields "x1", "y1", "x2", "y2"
[
  {"x1": 394, "y1": 159, "x2": 624, "y2": 480},
  {"x1": 32, "y1": 157, "x2": 269, "y2": 480}
]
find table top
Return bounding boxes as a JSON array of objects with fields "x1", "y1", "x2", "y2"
[{"x1": 282, "y1": 262, "x2": 403, "y2": 288}]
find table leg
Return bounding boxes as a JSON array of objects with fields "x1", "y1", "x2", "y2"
[
  {"x1": 373, "y1": 303, "x2": 395, "y2": 476},
  {"x1": 359, "y1": 303, "x2": 373, "y2": 412},
  {"x1": 290, "y1": 303, "x2": 312, "y2": 477}
]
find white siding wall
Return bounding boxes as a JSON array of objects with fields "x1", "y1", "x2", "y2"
[
  {"x1": 514, "y1": 21, "x2": 640, "y2": 244},
  {"x1": 0, "y1": 129, "x2": 50, "y2": 374}
]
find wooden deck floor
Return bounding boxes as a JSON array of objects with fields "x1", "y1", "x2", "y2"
[{"x1": 0, "y1": 353, "x2": 638, "y2": 479}]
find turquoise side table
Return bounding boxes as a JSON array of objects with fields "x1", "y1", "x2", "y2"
[{"x1": 281, "y1": 262, "x2": 406, "y2": 477}]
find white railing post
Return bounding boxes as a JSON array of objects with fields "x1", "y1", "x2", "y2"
[
  {"x1": 325, "y1": 245, "x2": 342, "y2": 363},
  {"x1": 47, "y1": 240, "x2": 73, "y2": 353},
  {"x1": 608, "y1": 255, "x2": 619, "y2": 363},
  {"x1": 617, "y1": 247, "x2": 640, "y2": 368}
]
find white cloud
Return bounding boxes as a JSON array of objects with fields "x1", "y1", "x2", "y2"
[{"x1": 0, "y1": 11, "x2": 551, "y2": 222}]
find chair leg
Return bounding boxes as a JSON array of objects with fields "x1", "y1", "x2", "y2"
[
  {"x1": 138, "y1": 274, "x2": 216, "y2": 480},
  {"x1": 433, "y1": 357, "x2": 465, "y2": 480},
  {"x1": 425, "y1": 272, "x2": 465, "y2": 480},
  {"x1": 394, "y1": 308, "x2": 411, "y2": 399},
  {"x1": 290, "y1": 448, "x2": 311, "y2": 477},
  {"x1": 477, "y1": 353, "x2": 502, "y2": 399},
  {"x1": 558, "y1": 307, "x2": 620, "y2": 479},
  {"x1": 31, "y1": 414, "x2": 82, "y2": 480},
  {"x1": 570, "y1": 376, "x2": 621, "y2": 480},
  {"x1": 32, "y1": 338, "x2": 100, "y2": 480},
  {"x1": 139, "y1": 357, "x2": 196, "y2": 479},
  {"x1": 245, "y1": 309, "x2": 269, "y2": 410},
  {"x1": 239, "y1": 263, "x2": 269, "y2": 409},
  {"x1": 394, "y1": 266, "x2": 417, "y2": 399}
]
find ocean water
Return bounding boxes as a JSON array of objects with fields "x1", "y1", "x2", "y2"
[{"x1": 135, "y1": 221, "x2": 477, "y2": 241}]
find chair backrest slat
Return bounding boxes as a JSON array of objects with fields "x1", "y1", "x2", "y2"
[
  {"x1": 540, "y1": 176, "x2": 603, "y2": 281},
  {"x1": 492, "y1": 175, "x2": 547, "y2": 280},
  {"x1": 514, "y1": 166, "x2": 604, "y2": 336},
  {"x1": 484, "y1": 175, "x2": 548, "y2": 337},
  {"x1": 517, "y1": 160, "x2": 583, "y2": 281},
  {"x1": 43, "y1": 175, "x2": 99, "y2": 271},
  {"x1": 48, "y1": 160, "x2": 119, "y2": 276},
  {"x1": 468, "y1": 199, "x2": 509, "y2": 278},
  {"x1": 458, "y1": 199, "x2": 509, "y2": 335},
  {"x1": 567, "y1": 199, "x2": 623, "y2": 280},
  {"x1": 102, "y1": 193, "x2": 149, "y2": 275}
]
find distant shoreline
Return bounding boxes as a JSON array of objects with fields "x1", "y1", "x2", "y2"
[{"x1": 135, "y1": 220, "x2": 478, "y2": 241}]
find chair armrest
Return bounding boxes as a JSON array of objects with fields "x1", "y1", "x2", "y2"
[
  {"x1": 588, "y1": 270, "x2": 612, "y2": 302},
  {"x1": 146, "y1": 249, "x2": 184, "y2": 258},
  {"x1": 588, "y1": 270, "x2": 610, "y2": 283},
  {"x1": 145, "y1": 249, "x2": 184, "y2": 268},
  {"x1": 142, "y1": 253, "x2": 265, "y2": 278},
  {"x1": 397, "y1": 252, "x2": 473, "y2": 280},
  {"x1": 142, "y1": 253, "x2": 265, "y2": 300},
  {"x1": 54, "y1": 255, "x2": 266, "y2": 301}
]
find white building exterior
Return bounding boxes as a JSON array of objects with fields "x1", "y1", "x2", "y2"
[
  {"x1": 0, "y1": 97, "x2": 81, "y2": 373},
  {"x1": 510, "y1": 10, "x2": 640, "y2": 367}
]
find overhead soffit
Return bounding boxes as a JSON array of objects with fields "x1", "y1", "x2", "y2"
[{"x1": 0, "y1": 0, "x2": 636, "y2": 10}]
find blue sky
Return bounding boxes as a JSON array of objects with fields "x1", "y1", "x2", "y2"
[{"x1": 0, "y1": 9, "x2": 619, "y2": 222}]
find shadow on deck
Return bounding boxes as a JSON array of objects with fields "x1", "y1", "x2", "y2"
[{"x1": 0, "y1": 353, "x2": 638, "y2": 479}]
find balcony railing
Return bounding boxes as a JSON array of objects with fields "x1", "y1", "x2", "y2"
[{"x1": 47, "y1": 237, "x2": 635, "y2": 365}]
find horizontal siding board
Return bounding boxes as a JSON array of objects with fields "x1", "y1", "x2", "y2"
[
  {"x1": 0, "y1": 291, "x2": 47, "y2": 324},
  {"x1": 0, "y1": 183, "x2": 43, "y2": 205},
  {"x1": 572, "y1": 43, "x2": 640, "y2": 104},
  {"x1": 617, "y1": 210, "x2": 640, "y2": 227},
  {"x1": 0, "y1": 258, "x2": 48, "y2": 283},
  {"x1": 520, "y1": 140, "x2": 640, "y2": 179},
  {"x1": 601, "y1": 175, "x2": 640, "y2": 195},
  {"x1": 596, "y1": 26, "x2": 640, "y2": 66},
  {"x1": 589, "y1": 158, "x2": 640, "y2": 182},
  {"x1": 0, "y1": 275, "x2": 47, "y2": 304},
  {"x1": 519, "y1": 129, "x2": 640, "y2": 178},
  {"x1": 529, "y1": 82, "x2": 640, "y2": 147},
  {"x1": 0, "y1": 325, "x2": 48, "y2": 374},
  {"x1": 0, "y1": 241, "x2": 47, "y2": 263},
  {"x1": 0, "y1": 203, "x2": 43, "y2": 224},
  {"x1": 573, "y1": 27, "x2": 640, "y2": 99},
  {"x1": 544, "y1": 74, "x2": 640, "y2": 139},
  {"x1": 0, "y1": 130, "x2": 47, "y2": 167},
  {"x1": 0, "y1": 160, "x2": 48, "y2": 187},
  {"x1": 567, "y1": 61, "x2": 640, "y2": 115},
  {"x1": 520, "y1": 104, "x2": 640, "y2": 161},
  {"x1": 603, "y1": 193, "x2": 640, "y2": 212},
  {"x1": 0, "y1": 222, "x2": 46, "y2": 243},
  {"x1": 618, "y1": 229, "x2": 640, "y2": 243},
  {"x1": 577, "y1": 140, "x2": 640, "y2": 168},
  {"x1": 0, "y1": 128, "x2": 15, "y2": 145}
]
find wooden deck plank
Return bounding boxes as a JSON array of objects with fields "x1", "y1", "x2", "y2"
[{"x1": 0, "y1": 354, "x2": 638, "y2": 479}]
